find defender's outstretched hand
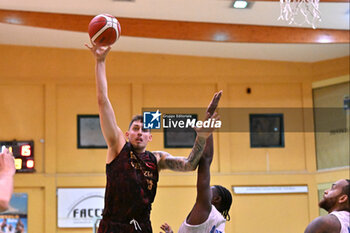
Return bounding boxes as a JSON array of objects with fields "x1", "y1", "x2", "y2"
[
  {"x1": 206, "y1": 90, "x2": 222, "y2": 117},
  {"x1": 195, "y1": 90, "x2": 222, "y2": 138}
]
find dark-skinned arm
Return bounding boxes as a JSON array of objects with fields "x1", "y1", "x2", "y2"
[
  {"x1": 186, "y1": 134, "x2": 214, "y2": 224},
  {"x1": 304, "y1": 215, "x2": 341, "y2": 233}
]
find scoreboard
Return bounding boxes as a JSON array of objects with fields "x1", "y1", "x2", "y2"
[{"x1": 0, "y1": 140, "x2": 35, "y2": 173}]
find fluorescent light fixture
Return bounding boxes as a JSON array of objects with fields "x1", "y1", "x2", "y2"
[
  {"x1": 233, "y1": 0, "x2": 248, "y2": 9},
  {"x1": 232, "y1": 186, "x2": 308, "y2": 194},
  {"x1": 5, "y1": 17, "x2": 23, "y2": 24},
  {"x1": 316, "y1": 35, "x2": 334, "y2": 43},
  {"x1": 213, "y1": 33, "x2": 229, "y2": 41}
]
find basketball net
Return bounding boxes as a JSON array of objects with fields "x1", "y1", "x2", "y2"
[{"x1": 278, "y1": 0, "x2": 321, "y2": 29}]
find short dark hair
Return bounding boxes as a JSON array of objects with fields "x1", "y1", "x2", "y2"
[
  {"x1": 128, "y1": 115, "x2": 143, "y2": 129},
  {"x1": 341, "y1": 179, "x2": 350, "y2": 212},
  {"x1": 214, "y1": 185, "x2": 233, "y2": 221},
  {"x1": 344, "y1": 179, "x2": 350, "y2": 197}
]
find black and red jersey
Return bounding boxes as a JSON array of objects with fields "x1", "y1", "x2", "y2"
[{"x1": 98, "y1": 142, "x2": 159, "y2": 233}]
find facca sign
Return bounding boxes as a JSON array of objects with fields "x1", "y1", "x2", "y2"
[{"x1": 57, "y1": 188, "x2": 105, "y2": 228}]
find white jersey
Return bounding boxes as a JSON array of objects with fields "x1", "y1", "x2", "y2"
[
  {"x1": 178, "y1": 205, "x2": 226, "y2": 233},
  {"x1": 330, "y1": 211, "x2": 350, "y2": 233}
]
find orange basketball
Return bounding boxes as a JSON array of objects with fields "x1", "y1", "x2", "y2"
[{"x1": 88, "y1": 14, "x2": 121, "y2": 46}]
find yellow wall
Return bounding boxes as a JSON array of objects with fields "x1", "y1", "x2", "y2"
[{"x1": 0, "y1": 44, "x2": 349, "y2": 233}]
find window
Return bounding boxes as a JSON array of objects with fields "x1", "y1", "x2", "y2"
[
  {"x1": 249, "y1": 114, "x2": 284, "y2": 148},
  {"x1": 163, "y1": 114, "x2": 197, "y2": 148},
  {"x1": 77, "y1": 115, "x2": 107, "y2": 149}
]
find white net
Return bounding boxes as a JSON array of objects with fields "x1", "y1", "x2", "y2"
[
  {"x1": 278, "y1": 0, "x2": 321, "y2": 29},
  {"x1": 93, "y1": 217, "x2": 102, "y2": 233}
]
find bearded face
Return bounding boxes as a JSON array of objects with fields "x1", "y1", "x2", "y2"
[
  {"x1": 319, "y1": 194, "x2": 338, "y2": 212},
  {"x1": 319, "y1": 179, "x2": 348, "y2": 213}
]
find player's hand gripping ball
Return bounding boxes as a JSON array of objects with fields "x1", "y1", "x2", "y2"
[{"x1": 88, "y1": 14, "x2": 121, "y2": 46}]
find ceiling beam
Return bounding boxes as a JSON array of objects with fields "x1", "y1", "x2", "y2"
[{"x1": 0, "y1": 9, "x2": 348, "y2": 43}]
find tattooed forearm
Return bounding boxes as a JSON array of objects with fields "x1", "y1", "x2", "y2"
[
  {"x1": 154, "y1": 136, "x2": 207, "y2": 171},
  {"x1": 161, "y1": 136, "x2": 207, "y2": 171},
  {"x1": 185, "y1": 136, "x2": 206, "y2": 170},
  {"x1": 164, "y1": 157, "x2": 187, "y2": 171}
]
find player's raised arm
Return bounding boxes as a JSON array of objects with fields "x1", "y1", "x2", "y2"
[
  {"x1": 86, "y1": 43, "x2": 126, "y2": 163},
  {"x1": 186, "y1": 135, "x2": 213, "y2": 224},
  {"x1": 154, "y1": 91, "x2": 222, "y2": 171}
]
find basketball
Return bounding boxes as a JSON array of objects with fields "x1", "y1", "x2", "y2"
[{"x1": 88, "y1": 14, "x2": 121, "y2": 46}]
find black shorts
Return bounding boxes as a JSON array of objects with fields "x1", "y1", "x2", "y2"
[{"x1": 98, "y1": 218, "x2": 152, "y2": 233}]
